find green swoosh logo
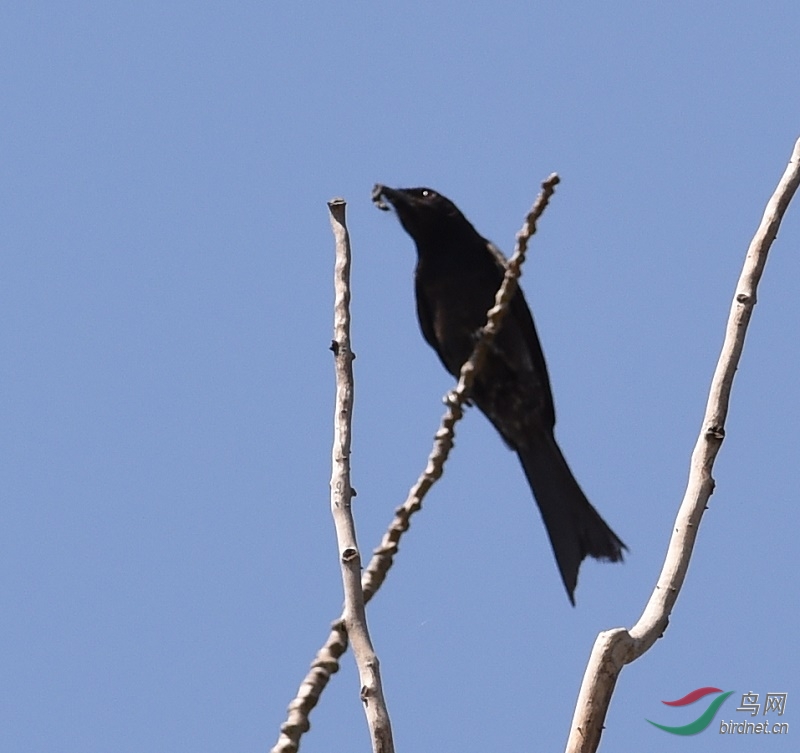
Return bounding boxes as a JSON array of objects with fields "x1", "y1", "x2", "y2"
[{"x1": 647, "y1": 691, "x2": 734, "y2": 735}]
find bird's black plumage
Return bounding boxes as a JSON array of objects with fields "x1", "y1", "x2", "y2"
[{"x1": 373, "y1": 184, "x2": 625, "y2": 603}]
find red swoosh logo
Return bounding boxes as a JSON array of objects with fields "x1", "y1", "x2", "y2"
[{"x1": 662, "y1": 687, "x2": 723, "y2": 706}]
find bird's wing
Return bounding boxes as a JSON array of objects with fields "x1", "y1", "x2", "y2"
[
  {"x1": 508, "y1": 288, "x2": 556, "y2": 428},
  {"x1": 485, "y1": 242, "x2": 556, "y2": 428}
]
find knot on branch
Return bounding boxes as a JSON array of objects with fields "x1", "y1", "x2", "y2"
[{"x1": 341, "y1": 546, "x2": 359, "y2": 563}]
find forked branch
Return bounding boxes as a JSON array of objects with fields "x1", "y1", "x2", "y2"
[
  {"x1": 565, "y1": 137, "x2": 800, "y2": 753},
  {"x1": 271, "y1": 175, "x2": 560, "y2": 753}
]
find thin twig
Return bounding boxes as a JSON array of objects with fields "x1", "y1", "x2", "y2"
[
  {"x1": 271, "y1": 175, "x2": 560, "y2": 752},
  {"x1": 565, "y1": 137, "x2": 800, "y2": 753},
  {"x1": 329, "y1": 199, "x2": 394, "y2": 753}
]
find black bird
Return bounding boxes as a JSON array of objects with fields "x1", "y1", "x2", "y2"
[{"x1": 372, "y1": 184, "x2": 625, "y2": 603}]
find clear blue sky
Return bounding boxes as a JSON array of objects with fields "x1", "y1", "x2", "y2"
[{"x1": 2, "y1": 3, "x2": 798, "y2": 752}]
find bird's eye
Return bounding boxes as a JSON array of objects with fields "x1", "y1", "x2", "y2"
[{"x1": 420, "y1": 189, "x2": 436, "y2": 198}]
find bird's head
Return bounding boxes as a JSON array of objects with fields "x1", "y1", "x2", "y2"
[{"x1": 371, "y1": 185, "x2": 472, "y2": 245}]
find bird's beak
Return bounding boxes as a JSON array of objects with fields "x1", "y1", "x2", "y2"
[
  {"x1": 372, "y1": 184, "x2": 406, "y2": 212},
  {"x1": 372, "y1": 183, "x2": 397, "y2": 212}
]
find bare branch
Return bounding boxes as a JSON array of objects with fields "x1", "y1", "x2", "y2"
[
  {"x1": 328, "y1": 199, "x2": 394, "y2": 753},
  {"x1": 271, "y1": 175, "x2": 561, "y2": 752},
  {"x1": 565, "y1": 136, "x2": 800, "y2": 753},
  {"x1": 271, "y1": 200, "x2": 396, "y2": 753}
]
